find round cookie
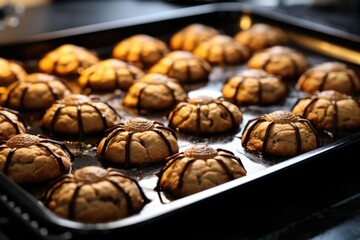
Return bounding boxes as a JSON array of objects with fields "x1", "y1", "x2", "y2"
[
  {"x1": 78, "y1": 58, "x2": 144, "y2": 92},
  {"x1": 0, "y1": 134, "x2": 73, "y2": 184},
  {"x1": 241, "y1": 110, "x2": 320, "y2": 157},
  {"x1": 123, "y1": 73, "x2": 188, "y2": 112},
  {"x1": 0, "y1": 57, "x2": 27, "y2": 87},
  {"x1": 149, "y1": 51, "x2": 212, "y2": 84},
  {"x1": 193, "y1": 34, "x2": 251, "y2": 66},
  {"x1": 168, "y1": 95, "x2": 243, "y2": 135},
  {"x1": 43, "y1": 166, "x2": 150, "y2": 223},
  {"x1": 156, "y1": 145, "x2": 247, "y2": 199},
  {"x1": 38, "y1": 44, "x2": 99, "y2": 78},
  {"x1": 247, "y1": 46, "x2": 309, "y2": 78},
  {"x1": 234, "y1": 23, "x2": 288, "y2": 52},
  {"x1": 0, "y1": 107, "x2": 26, "y2": 141},
  {"x1": 97, "y1": 118, "x2": 179, "y2": 166},
  {"x1": 169, "y1": 23, "x2": 220, "y2": 52},
  {"x1": 1, "y1": 73, "x2": 72, "y2": 111},
  {"x1": 296, "y1": 62, "x2": 360, "y2": 95},
  {"x1": 221, "y1": 69, "x2": 288, "y2": 105},
  {"x1": 112, "y1": 34, "x2": 169, "y2": 69},
  {"x1": 41, "y1": 94, "x2": 122, "y2": 136},
  {"x1": 291, "y1": 90, "x2": 360, "y2": 134}
]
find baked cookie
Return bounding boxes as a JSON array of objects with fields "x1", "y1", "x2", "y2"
[
  {"x1": 247, "y1": 46, "x2": 309, "y2": 78},
  {"x1": 156, "y1": 145, "x2": 247, "y2": 199},
  {"x1": 0, "y1": 57, "x2": 27, "y2": 87},
  {"x1": 168, "y1": 96, "x2": 243, "y2": 135},
  {"x1": 0, "y1": 107, "x2": 26, "y2": 141},
  {"x1": 1, "y1": 73, "x2": 72, "y2": 110},
  {"x1": 43, "y1": 166, "x2": 149, "y2": 223},
  {"x1": 78, "y1": 58, "x2": 144, "y2": 92},
  {"x1": 38, "y1": 44, "x2": 99, "y2": 78},
  {"x1": 234, "y1": 23, "x2": 288, "y2": 52},
  {"x1": 97, "y1": 118, "x2": 179, "y2": 166},
  {"x1": 241, "y1": 110, "x2": 320, "y2": 157},
  {"x1": 296, "y1": 62, "x2": 360, "y2": 95},
  {"x1": 221, "y1": 69, "x2": 288, "y2": 105},
  {"x1": 112, "y1": 34, "x2": 169, "y2": 69},
  {"x1": 0, "y1": 134, "x2": 73, "y2": 184},
  {"x1": 123, "y1": 73, "x2": 188, "y2": 112},
  {"x1": 291, "y1": 90, "x2": 360, "y2": 134},
  {"x1": 193, "y1": 34, "x2": 251, "y2": 66},
  {"x1": 41, "y1": 94, "x2": 122, "y2": 136},
  {"x1": 149, "y1": 51, "x2": 212, "y2": 84},
  {"x1": 169, "y1": 23, "x2": 220, "y2": 52}
]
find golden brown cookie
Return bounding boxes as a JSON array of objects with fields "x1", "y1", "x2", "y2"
[
  {"x1": 0, "y1": 134, "x2": 73, "y2": 184},
  {"x1": 0, "y1": 107, "x2": 26, "y2": 141},
  {"x1": 193, "y1": 35, "x2": 251, "y2": 66},
  {"x1": 291, "y1": 90, "x2": 360, "y2": 134},
  {"x1": 169, "y1": 23, "x2": 220, "y2": 52},
  {"x1": 38, "y1": 44, "x2": 99, "y2": 78},
  {"x1": 123, "y1": 73, "x2": 188, "y2": 112},
  {"x1": 41, "y1": 94, "x2": 122, "y2": 136},
  {"x1": 247, "y1": 46, "x2": 309, "y2": 78},
  {"x1": 234, "y1": 23, "x2": 288, "y2": 52},
  {"x1": 0, "y1": 57, "x2": 27, "y2": 87},
  {"x1": 43, "y1": 166, "x2": 149, "y2": 223},
  {"x1": 78, "y1": 58, "x2": 144, "y2": 92},
  {"x1": 241, "y1": 110, "x2": 320, "y2": 157},
  {"x1": 149, "y1": 51, "x2": 212, "y2": 84},
  {"x1": 155, "y1": 145, "x2": 247, "y2": 199},
  {"x1": 296, "y1": 62, "x2": 360, "y2": 95},
  {"x1": 1, "y1": 73, "x2": 72, "y2": 110},
  {"x1": 112, "y1": 34, "x2": 169, "y2": 69},
  {"x1": 168, "y1": 96, "x2": 243, "y2": 135},
  {"x1": 97, "y1": 118, "x2": 179, "y2": 166},
  {"x1": 221, "y1": 69, "x2": 288, "y2": 105}
]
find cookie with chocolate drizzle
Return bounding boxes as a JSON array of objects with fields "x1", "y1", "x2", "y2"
[
  {"x1": 43, "y1": 166, "x2": 150, "y2": 223},
  {"x1": 0, "y1": 57, "x2": 27, "y2": 87},
  {"x1": 0, "y1": 107, "x2": 26, "y2": 141},
  {"x1": 97, "y1": 118, "x2": 179, "y2": 166}
]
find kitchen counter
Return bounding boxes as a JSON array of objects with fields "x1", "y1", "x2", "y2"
[{"x1": 0, "y1": 1, "x2": 359, "y2": 239}]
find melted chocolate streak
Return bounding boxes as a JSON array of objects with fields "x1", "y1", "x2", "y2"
[
  {"x1": 229, "y1": 76, "x2": 263, "y2": 104},
  {"x1": 155, "y1": 148, "x2": 244, "y2": 203},
  {"x1": 0, "y1": 110, "x2": 22, "y2": 134},
  {"x1": 43, "y1": 169, "x2": 150, "y2": 221}
]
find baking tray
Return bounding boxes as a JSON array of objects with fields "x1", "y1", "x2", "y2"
[{"x1": 0, "y1": 2, "x2": 360, "y2": 239}]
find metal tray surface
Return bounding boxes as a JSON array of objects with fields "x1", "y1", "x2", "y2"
[{"x1": 0, "y1": 2, "x2": 359, "y2": 239}]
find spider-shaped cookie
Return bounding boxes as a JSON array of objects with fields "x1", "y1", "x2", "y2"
[
  {"x1": 241, "y1": 110, "x2": 320, "y2": 157},
  {"x1": 43, "y1": 166, "x2": 150, "y2": 223},
  {"x1": 0, "y1": 133, "x2": 74, "y2": 184},
  {"x1": 97, "y1": 118, "x2": 179, "y2": 166},
  {"x1": 0, "y1": 107, "x2": 26, "y2": 141}
]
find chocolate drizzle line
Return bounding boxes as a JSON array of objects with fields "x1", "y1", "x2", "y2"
[{"x1": 0, "y1": 108, "x2": 24, "y2": 134}]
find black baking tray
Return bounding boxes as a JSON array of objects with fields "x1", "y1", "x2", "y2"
[{"x1": 0, "y1": 2, "x2": 360, "y2": 239}]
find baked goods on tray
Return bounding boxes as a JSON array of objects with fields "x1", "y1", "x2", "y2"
[
  {"x1": 112, "y1": 34, "x2": 169, "y2": 69},
  {"x1": 0, "y1": 57, "x2": 27, "y2": 87},
  {"x1": 155, "y1": 145, "x2": 247, "y2": 199},
  {"x1": 97, "y1": 118, "x2": 179, "y2": 166},
  {"x1": 234, "y1": 23, "x2": 288, "y2": 52},
  {"x1": 0, "y1": 73, "x2": 72, "y2": 111},
  {"x1": 247, "y1": 46, "x2": 309, "y2": 78},
  {"x1": 42, "y1": 166, "x2": 150, "y2": 223},
  {"x1": 123, "y1": 73, "x2": 188, "y2": 112},
  {"x1": 168, "y1": 95, "x2": 243, "y2": 135},
  {"x1": 295, "y1": 62, "x2": 360, "y2": 95},
  {"x1": 193, "y1": 34, "x2": 251, "y2": 66},
  {"x1": 41, "y1": 94, "x2": 122, "y2": 136},
  {"x1": 0, "y1": 107, "x2": 26, "y2": 141},
  {"x1": 149, "y1": 50, "x2": 212, "y2": 84},
  {"x1": 221, "y1": 69, "x2": 288, "y2": 105},
  {"x1": 169, "y1": 23, "x2": 220, "y2": 52},
  {"x1": 38, "y1": 44, "x2": 100, "y2": 78},
  {"x1": 241, "y1": 110, "x2": 320, "y2": 157},
  {"x1": 291, "y1": 90, "x2": 360, "y2": 135},
  {"x1": 0, "y1": 133, "x2": 73, "y2": 184},
  {"x1": 78, "y1": 58, "x2": 144, "y2": 92}
]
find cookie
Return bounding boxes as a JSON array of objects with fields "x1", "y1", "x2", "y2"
[
  {"x1": 0, "y1": 107, "x2": 26, "y2": 141},
  {"x1": 0, "y1": 57, "x2": 27, "y2": 87}
]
